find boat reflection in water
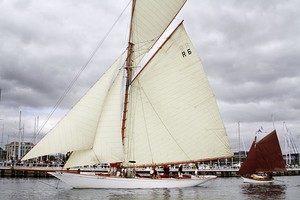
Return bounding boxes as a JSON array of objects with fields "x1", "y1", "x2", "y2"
[{"x1": 241, "y1": 183, "x2": 286, "y2": 199}]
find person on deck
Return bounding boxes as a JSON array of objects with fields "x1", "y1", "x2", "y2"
[
  {"x1": 178, "y1": 165, "x2": 183, "y2": 178},
  {"x1": 163, "y1": 165, "x2": 170, "y2": 177},
  {"x1": 194, "y1": 163, "x2": 198, "y2": 176},
  {"x1": 110, "y1": 163, "x2": 117, "y2": 175},
  {"x1": 116, "y1": 163, "x2": 121, "y2": 176},
  {"x1": 150, "y1": 166, "x2": 158, "y2": 179}
]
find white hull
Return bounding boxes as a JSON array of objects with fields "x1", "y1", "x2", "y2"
[
  {"x1": 241, "y1": 176, "x2": 273, "y2": 184},
  {"x1": 49, "y1": 172, "x2": 217, "y2": 189}
]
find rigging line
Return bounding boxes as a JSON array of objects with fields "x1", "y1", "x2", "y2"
[
  {"x1": 137, "y1": 80, "x2": 154, "y2": 164},
  {"x1": 92, "y1": 149, "x2": 102, "y2": 165},
  {"x1": 36, "y1": 179, "x2": 60, "y2": 189},
  {"x1": 284, "y1": 124, "x2": 298, "y2": 154},
  {"x1": 132, "y1": 38, "x2": 158, "y2": 62},
  {"x1": 287, "y1": 129, "x2": 299, "y2": 154},
  {"x1": 138, "y1": 83, "x2": 192, "y2": 162},
  {"x1": 34, "y1": 1, "x2": 131, "y2": 140},
  {"x1": 55, "y1": 178, "x2": 60, "y2": 189}
]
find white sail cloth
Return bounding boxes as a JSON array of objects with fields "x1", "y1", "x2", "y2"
[
  {"x1": 130, "y1": 0, "x2": 187, "y2": 69},
  {"x1": 22, "y1": 57, "x2": 122, "y2": 161},
  {"x1": 65, "y1": 68, "x2": 124, "y2": 168},
  {"x1": 22, "y1": 0, "x2": 189, "y2": 163},
  {"x1": 22, "y1": 1, "x2": 233, "y2": 168},
  {"x1": 124, "y1": 23, "x2": 233, "y2": 166}
]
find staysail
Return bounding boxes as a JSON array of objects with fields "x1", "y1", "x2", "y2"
[
  {"x1": 64, "y1": 68, "x2": 124, "y2": 168},
  {"x1": 22, "y1": 57, "x2": 122, "y2": 161},
  {"x1": 123, "y1": 22, "x2": 233, "y2": 167},
  {"x1": 239, "y1": 130, "x2": 285, "y2": 175}
]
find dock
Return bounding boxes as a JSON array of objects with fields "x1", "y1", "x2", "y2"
[{"x1": 1, "y1": 166, "x2": 300, "y2": 178}]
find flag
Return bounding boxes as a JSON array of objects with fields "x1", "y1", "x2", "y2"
[{"x1": 257, "y1": 126, "x2": 266, "y2": 134}]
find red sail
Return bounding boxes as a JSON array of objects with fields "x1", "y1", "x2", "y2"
[
  {"x1": 255, "y1": 130, "x2": 286, "y2": 172},
  {"x1": 238, "y1": 130, "x2": 285, "y2": 175},
  {"x1": 238, "y1": 138, "x2": 257, "y2": 175}
]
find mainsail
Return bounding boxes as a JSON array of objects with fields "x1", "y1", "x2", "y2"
[
  {"x1": 239, "y1": 130, "x2": 286, "y2": 175},
  {"x1": 123, "y1": 22, "x2": 233, "y2": 167},
  {"x1": 22, "y1": 57, "x2": 122, "y2": 161}
]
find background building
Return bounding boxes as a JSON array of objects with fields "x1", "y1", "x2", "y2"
[
  {"x1": 0, "y1": 147, "x2": 6, "y2": 161},
  {"x1": 5, "y1": 141, "x2": 34, "y2": 161}
]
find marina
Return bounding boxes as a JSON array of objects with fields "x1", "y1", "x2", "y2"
[{"x1": 0, "y1": 0, "x2": 299, "y2": 197}]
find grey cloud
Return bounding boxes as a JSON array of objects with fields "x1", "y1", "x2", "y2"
[{"x1": 0, "y1": 0, "x2": 299, "y2": 151}]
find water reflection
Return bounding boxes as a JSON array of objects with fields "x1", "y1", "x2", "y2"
[
  {"x1": 92, "y1": 187, "x2": 201, "y2": 200},
  {"x1": 162, "y1": 188, "x2": 172, "y2": 199},
  {"x1": 241, "y1": 183, "x2": 286, "y2": 200},
  {"x1": 105, "y1": 188, "x2": 184, "y2": 200},
  {"x1": 3, "y1": 177, "x2": 299, "y2": 200}
]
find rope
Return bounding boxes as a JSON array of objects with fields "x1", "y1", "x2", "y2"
[
  {"x1": 138, "y1": 82, "x2": 192, "y2": 162},
  {"x1": 137, "y1": 81, "x2": 154, "y2": 164},
  {"x1": 55, "y1": 178, "x2": 60, "y2": 189},
  {"x1": 36, "y1": 179, "x2": 61, "y2": 189},
  {"x1": 34, "y1": 1, "x2": 131, "y2": 141}
]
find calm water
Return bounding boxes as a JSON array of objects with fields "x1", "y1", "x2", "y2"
[{"x1": 0, "y1": 176, "x2": 299, "y2": 200}]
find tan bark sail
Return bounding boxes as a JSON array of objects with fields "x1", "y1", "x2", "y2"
[
  {"x1": 238, "y1": 130, "x2": 286, "y2": 175},
  {"x1": 123, "y1": 23, "x2": 233, "y2": 167}
]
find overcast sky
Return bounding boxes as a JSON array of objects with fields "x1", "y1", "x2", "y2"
[{"x1": 0, "y1": 0, "x2": 299, "y2": 153}]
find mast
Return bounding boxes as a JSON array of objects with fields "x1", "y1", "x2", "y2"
[
  {"x1": 238, "y1": 121, "x2": 241, "y2": 164},
  {"x1": 18, "y1": 111, "x2": 22, "y2": 160},
  {"x1": 121, "y1": 0, "x2": 135, "y2": 143}
]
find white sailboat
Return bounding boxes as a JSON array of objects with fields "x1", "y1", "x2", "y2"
[{"x1": 22, "y1": 0, "x2": 233, "y2": 189}]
